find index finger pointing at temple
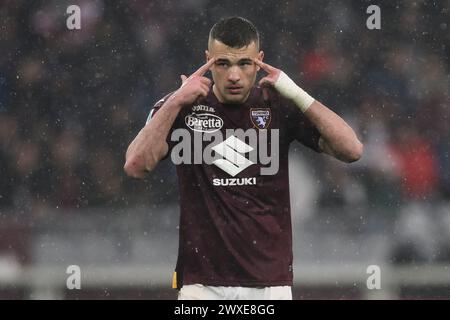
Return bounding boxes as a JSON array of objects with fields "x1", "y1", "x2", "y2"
[
  {"x1": 253, "y1": 58, "x2": 276, "y2": 73},
  {"x1": 192, "y1": 58, "x2": 216, "y2": 77}
]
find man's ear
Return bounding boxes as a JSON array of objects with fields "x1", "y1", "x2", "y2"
[
  {"x1": 205, "y1": 50, "x2": 210, "y2": 63},
  {"x1": 256, "y1": 51, "x2": 264, "y2": 71},
  {"x1": 258, "y1": 51, "x2": 264, "y2": 61}
]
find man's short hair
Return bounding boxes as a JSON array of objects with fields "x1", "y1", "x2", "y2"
[{"x1": 209, "y1": 16, "x2": 259, "y2": 50}]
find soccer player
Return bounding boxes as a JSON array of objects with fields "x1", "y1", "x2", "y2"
[{"x1": 124, "y1": 16, "x2": 363, "y2": 300}]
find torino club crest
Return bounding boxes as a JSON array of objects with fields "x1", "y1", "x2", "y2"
[{"x1": 250, "y1": 108, "x2": 271, "y2": 129}]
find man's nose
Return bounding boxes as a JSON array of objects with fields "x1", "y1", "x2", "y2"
[{"x1": 227, "y1": 67, "x2": 240, "y2": 82}]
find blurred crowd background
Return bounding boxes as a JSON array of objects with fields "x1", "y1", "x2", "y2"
[{"x1": 0, "y1": 0, "x2": 449, "y2": 299}]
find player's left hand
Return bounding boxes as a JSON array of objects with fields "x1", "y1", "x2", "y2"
[
  {"x1": 254, "y1": 58, "x2": 314, "y2": 112},
  {"x1": 254, "y1": 58, "x2": 281, "y2": 87}
]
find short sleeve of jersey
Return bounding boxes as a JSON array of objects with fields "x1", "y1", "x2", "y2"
[
  {"x1": 280, "y1": 95, "x2": 322, "y2": 153},
  {"x1": 146, "y1": 92, "x2": 174, "y2": 124},
  {"x1": 146, "y1": 92, "x2": 177, "y2": 158}
]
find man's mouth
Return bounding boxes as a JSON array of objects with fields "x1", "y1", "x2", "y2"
[{"x1": 227, "y1": 86, "x2": 243, "y2": 94}]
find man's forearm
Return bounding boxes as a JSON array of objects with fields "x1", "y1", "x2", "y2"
[
  {"x1": 304, "y1": 100, "x2": 363, "y2": 163},
  {"x1": 124, "y1": 94, "x2": 182, "y2": 178}
]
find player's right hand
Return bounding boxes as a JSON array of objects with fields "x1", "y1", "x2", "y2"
[{"x1": 175, "y1": 58, "x2": 215, "y2": 106}]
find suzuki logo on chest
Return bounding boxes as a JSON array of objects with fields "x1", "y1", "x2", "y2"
[
  {"x1": 170, "y1": 128, "x2": 279, "y2": 176},
  {"x1": 211, "y1": 135, "x2": 254, "y2": 177}
]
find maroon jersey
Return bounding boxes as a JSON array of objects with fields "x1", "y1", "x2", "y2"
[{"x1": 149, "y1": 83, "x2": 321, "y2": 287}]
